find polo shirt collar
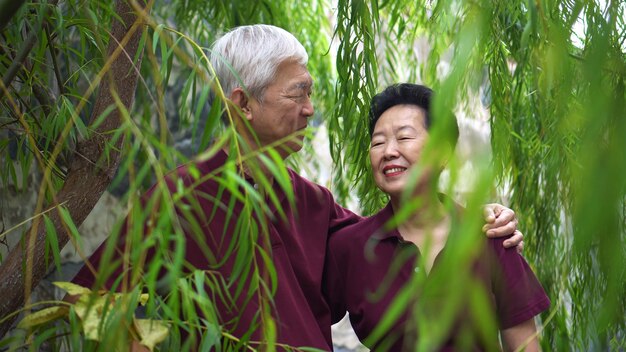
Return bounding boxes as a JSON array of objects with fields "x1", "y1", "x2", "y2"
[
  {"x1": 371, "y1": 202, "x2": 404, "y2": 241},
  {"x1": 371, "y1": 194, "x2": 461, "y2": 242},
  {"x1": 195, "y1": 148, "x2": 229, "y2": 176},
  {"x1": 195, "y1": 148, "x2": 267, "y2": 184},
  {"x1": 195, "y1": 148, "x2": 291, "y2": 214}
]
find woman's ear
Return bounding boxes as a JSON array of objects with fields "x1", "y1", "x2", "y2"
[{"x1": 229, "y1": 87, "x2": 253, "y2": 121}]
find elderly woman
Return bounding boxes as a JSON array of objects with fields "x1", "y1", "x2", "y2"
[{"x1": 324, "y1": 84, "x2": 549, "y2": 351}]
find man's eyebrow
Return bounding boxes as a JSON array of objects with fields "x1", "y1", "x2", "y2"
[{"x1": 291, "y1": 80, "x2": 314, "y2": 90}]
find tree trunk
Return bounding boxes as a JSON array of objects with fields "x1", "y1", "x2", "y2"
[{"x1": 0, "y1": 0, "x2": 148, "y2": 337}]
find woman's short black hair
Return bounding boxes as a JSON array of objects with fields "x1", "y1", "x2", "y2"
[{"x1": 368, "y1": 83, "x2": 458, "y2": 147}]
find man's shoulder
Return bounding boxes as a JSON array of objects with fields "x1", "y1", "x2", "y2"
[
  {"x1": 330, "y1": 207, "x2": 391, "y2": 247},
  {"x1": 287, "y1": 168, "x2": 338, "y2": 202},
  {"x1": 288, "y1": 168, "x2": 327, "y2": 190},
  {"x1": 144, "y1": 153, "x2": 227, "y2": 199}
]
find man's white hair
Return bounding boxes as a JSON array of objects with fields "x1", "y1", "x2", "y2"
[{"x1": 210, "y1": 24, "x2": 308, "y2": 100}]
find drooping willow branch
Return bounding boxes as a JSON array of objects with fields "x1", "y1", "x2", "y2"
[{"x1": 0, "y1": 0, "x2": 150, "y2": 338}]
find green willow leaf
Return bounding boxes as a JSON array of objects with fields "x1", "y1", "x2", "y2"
[
  {"x1": 1, "y1": 0, "x2": 624, "y2": 350},
  {"x1": 43, "y1": 215, "x2": 62, "y2": 273}
]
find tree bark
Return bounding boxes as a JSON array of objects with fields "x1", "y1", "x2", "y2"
[
  {"x1": 0, "y1": 0, "x2": 148, "y2": 337},
  {"x1": 1, "y1": 0, "x2": 60, "y2": 98}
]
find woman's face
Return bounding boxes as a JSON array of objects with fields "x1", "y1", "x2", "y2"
[{"x1": 369, "y1": 104, "x2": 430, "y2": 199}]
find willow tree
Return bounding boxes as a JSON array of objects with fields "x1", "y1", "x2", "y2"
[
  {"x1": 0, "y1": 0, "x2": 624, "y2": 351},
  {"x1": 329, "y1": 1, "x2": 625, "y2": 350},
  {"x1": 0, "y1": 0, "x2": 150, "y2": 339}
]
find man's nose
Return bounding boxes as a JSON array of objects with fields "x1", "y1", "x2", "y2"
[{"x1": 302, "y1": 96, "x2": 315, "y2": 117}]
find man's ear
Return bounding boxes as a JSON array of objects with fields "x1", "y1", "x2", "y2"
[{"x1": 229, "y1": 87, "x2": 253, "y2": 121}]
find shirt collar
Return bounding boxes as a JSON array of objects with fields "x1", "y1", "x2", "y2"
[
  {"x1": 195, "y1": 148, "x2": 291, "y2": 211},
  {"x1": 194, "y1": 148, "x2": 229, "y2": 176},
  {"x1": 372, "y1": 194, "x2": 464, "y2": 242},
  {"x1": 371, "y1": 202, "x2": 403, "y2": 241},
  {"x1": 194, "y1": 148, "x2": 258, "y2": 183}
]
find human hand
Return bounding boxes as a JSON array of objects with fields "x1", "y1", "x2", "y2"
[{"x1": 483, "y1": 203, "x2": 524, "y2": 252}]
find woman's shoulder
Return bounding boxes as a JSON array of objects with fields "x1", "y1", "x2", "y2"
[
  {"x1": 484, "y1": 236, "x2": 550, "y2": 328},
  {"x1": 485, "y1": 235, "x2": 518, "y2": 258}
]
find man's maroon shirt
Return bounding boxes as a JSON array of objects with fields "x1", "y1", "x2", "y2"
[
  {"x1": 324, "y1": 202, "x2": 550, "y2": 351},
  {"x1": 72, "y1": 150, "x2": 361, "y2": 350}
]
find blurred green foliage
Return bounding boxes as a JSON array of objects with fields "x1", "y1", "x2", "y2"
[{"x1": 0, "y1": 0, "x2": 624, "y2": 350}]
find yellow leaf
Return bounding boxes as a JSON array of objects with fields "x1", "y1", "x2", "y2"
[
  {"x1": 139, "y1": 293, "x2": 149, "y2": 306},
  {"x1": 17, "y1": 306, "x2": 69, "y2": 330},
  {"x1": 74, "y1": 295, "x2": 107, "y2": 341},
  {"x1": 134, "y1": 319, "x2": 169, "y2": 351},
  {"x1": 106, "y1": 291, "x2": 148, "y2": 309},
  {"x1": 53, "y1": 281, "x2": 92, "y2": 296}
]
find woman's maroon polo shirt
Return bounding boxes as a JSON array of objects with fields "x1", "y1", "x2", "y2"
[
  {"x1": 323, "y1": 202, "x2": 550, "y2": 351},
  {"x1": 72, "y1": 150, "x2": 361, "y2": 350}
]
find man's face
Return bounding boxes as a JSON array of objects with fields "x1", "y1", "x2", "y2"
[{"x1": 247, "y1": 59, "x2": 314, "y2": 158}]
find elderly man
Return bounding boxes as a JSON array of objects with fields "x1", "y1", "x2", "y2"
[{"x1": 70, "y1": 24, "x2": 521, "y2": 350}]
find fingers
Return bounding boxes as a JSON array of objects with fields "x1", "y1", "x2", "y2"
[
  {"x1": 503, "y1": 230, "x2": 524, "y2": 249},
  {"x1": 490, "y1": 208, "x2": 516, "y2": 228},
  {"x1": 482, "y1": 203, "x2": 518, "y2": 236},
  {"x1": 483, "y1": 203, "x2": 500, "y2": 223},
  {"x1": 483, "y1": 204, "x2": 516, "y2": 226},
  {"x1": 485, "y1": 217, "x2": 518, "y2": 237}
]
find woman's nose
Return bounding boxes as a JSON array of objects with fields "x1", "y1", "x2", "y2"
[{"x1": 383, "y1": 141, "x2": 400, "y2": 159}]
